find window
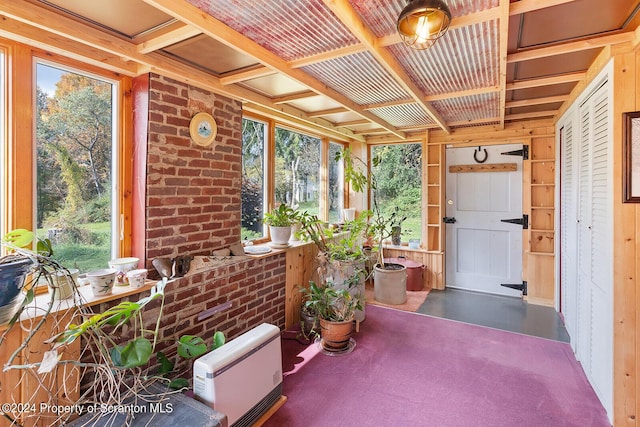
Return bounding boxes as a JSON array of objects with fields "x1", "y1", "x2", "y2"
[
  {"x1": 274, "y1": 127, "x2": 321, "y2": 216},
  {"x1": 34, "y1": 62, "x2": 118, "y2": 272},
  {"x1": 241, "y1": 117, "x2": 346, "y2": 242},
  {"x1": 328, "y1": 142, "x2": 344, "y2": 223},
  {"x1": 241, "y1": 117, "x2": 267, "y2": 239},
  {"x1": 371, "y1": 143, "x2": 422, "y2": 242}
]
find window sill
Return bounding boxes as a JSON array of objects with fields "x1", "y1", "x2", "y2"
[
  {"x1": 1, "y1": 279, "x2": 158, "y2": 332},
  {"x1": 243, "y1": 238, "x2": 316, "y2": 258}
]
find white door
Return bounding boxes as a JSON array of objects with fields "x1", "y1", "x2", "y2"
[
  {"x1": 445, "y1": 145, "x2": 523, "y2": 296},
  {"x1": 559, "y1": 121, "x2": 578, "y2": 347},
  {"x1": 558, "y1": 66, "x2": 612, "y2": 419}
]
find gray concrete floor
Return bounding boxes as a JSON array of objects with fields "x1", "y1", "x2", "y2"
[{"x1": 416, "y1": 288, "x2": 570, "y2": 342}]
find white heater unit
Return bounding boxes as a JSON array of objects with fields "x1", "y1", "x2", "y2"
[{"x1": 193, "y1": 323, "x2": 283, "y2": 427}]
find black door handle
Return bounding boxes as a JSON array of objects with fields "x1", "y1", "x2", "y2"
[{"x1": 443, "y1": 217, "x2": 457, "y2": 224}]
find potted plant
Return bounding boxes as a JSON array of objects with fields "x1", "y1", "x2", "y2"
[
  {"x1": 0, "y1": 270, "x2": 226, "y2": 425},
  {"x1": 335, "y1": 148, "x2": 408, "y2": 304},
  {"x1": 263, "y1": 204, "x2": 298, "y2": 246},
  {"x1": 388, "y1": 206, "x2": 408, "y2": 246},
  {"x1": 0, "y1": 229, "x2": 74, "y2": 324},
  {"x1": 298, "y1": 210, "x2": 369, "y2": 322},
  {"x1": 301, "y1": 280, "x2": 361, "y2": 352},
  {"x1": 0, "y1": 230, "x2": 227, "y2": 425}
]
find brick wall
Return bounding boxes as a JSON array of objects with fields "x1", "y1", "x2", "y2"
[
  {"x1": 83, "y1": 74, "x2": 287, "y2": 374},
  {"x1": 142, "y1": 73, "x2": 286, "y2": 333},
  {"x1": 146, "y1": 74, "x2": 243, "y2": 261}
]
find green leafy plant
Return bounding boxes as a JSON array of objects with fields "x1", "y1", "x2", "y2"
[
  {"x1": 49, "y1": 278, "x2": 225, "y2": 389},
  {"x1": 298, "y1": 209, "x2": 372, "y2": 262},
  {"x1": 335, "y1": 147, "x2": 405, "y2": 268},
  {"x1": 301, "y1": 280, "x2": 362, "y2": 322},
  {"x1": 263, "y1": 203, "x2": 298, "y2": 227}
]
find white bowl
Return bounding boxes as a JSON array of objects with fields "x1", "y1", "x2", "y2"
[
  {"x1": 126, "y1": 268, "x2": 148, "y2": 289},
  {"x1": 86, "y1": 268, "x2": 117, "y2": 297},
  {"x1": 108, "y1": 257, "x2": 139, "y2": 286}
]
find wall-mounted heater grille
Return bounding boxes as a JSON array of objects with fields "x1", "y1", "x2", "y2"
[{"x1": 193, "y1": 323, "x2": 283, "y2": 427}]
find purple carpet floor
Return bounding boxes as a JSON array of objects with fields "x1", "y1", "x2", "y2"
[{"x1": 265, "y1": 304, "x2": 610, "y2": 427}]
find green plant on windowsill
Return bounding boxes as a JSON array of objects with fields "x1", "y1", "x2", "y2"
[
  {"x1": 263, "y1": 203, "x2": 299, "y2": 227},
  {"x1": 0, "y1": 228, "x2": 70, "y2": 327}
]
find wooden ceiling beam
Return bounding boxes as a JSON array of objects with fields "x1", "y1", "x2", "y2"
[
  {"x1": 509, "y1": 0, "x2": 577, "y2": 15},
  {"x1": 219, "y1": 65, "x2": 276, "y2": 85},
  {"x1": 323, "y1": 0, "x2": 450, "y2": 134},
  {"x1": 506, "y1": 72, "x2": 586, "y2": 90},
  {"x1": 506, "y1": 95, "x2": 569, "y2": 108},
  {"x1": 308, "y1": 107, "x2": 348, "y2": 118},
  {"x1": 0, "y1": 0, "x2": 364, "y2": 143},
  {"x1": 498, "y1": 0, "x2": 510, "y2": 128},
  {"x1": 142, "y1": 0, "x2": 406, "y2": 138},
  {"x1": 507, "y1": 32, "x2": 633, "y2": 63},
  {"x1": 289, "y1": 44, "x2": 367, "y2": 68},
  {"x1": 137, "y1": 23, "x2": 201, "y2": 53},
  {"x1": 225, "y1": 44, "x2": 369, "y2": 82},
  {"x1": 336, "y1": 119, "x2": 370, "y2": 127},
  {"x1": 363, "y1": 99, "x2": 414, "y2": 110},
  {"x1": 426, "y1": 86, "x2": 499, "y2": 102},
  {"x1": 505, "y1": 110, "x2": 557, "y2": 121},
  {"x1": 244, "y1": 102, "x2": 363, "y2": 143},
  {"x1": 0, "y1": 16, "x2": 139, "y2": 76},
  {"x1": 272, "y1": 90, "x2": 317, "y2": 104}
]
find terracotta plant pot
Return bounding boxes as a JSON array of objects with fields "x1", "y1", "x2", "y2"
[{"x1": 320, "y1": 317, "x2": 354, "y2": 351}]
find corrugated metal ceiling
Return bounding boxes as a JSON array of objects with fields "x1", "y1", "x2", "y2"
[{"x1": 14, "y1": 0, "x2": 640, "y2": 142}]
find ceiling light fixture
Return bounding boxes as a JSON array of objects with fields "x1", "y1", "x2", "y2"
[{"x1": 397, "y1": 0, "x2": 452, "y2": 50}]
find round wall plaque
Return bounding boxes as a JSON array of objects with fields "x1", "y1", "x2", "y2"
[{"x1": 189, "y1": 112, "x2": 217, "y2": 147}]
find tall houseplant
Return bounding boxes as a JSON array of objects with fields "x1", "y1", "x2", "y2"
[
  {"x1": 298, "y1": 210, "x2": 369, "y2": 322},
  {"x1": 335, "y1": 148, "x2": 408, "y2": 304}
]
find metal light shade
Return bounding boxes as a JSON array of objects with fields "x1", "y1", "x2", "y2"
[{"x1": 397, "y1": 0, "x2": 451, "y2": 50}]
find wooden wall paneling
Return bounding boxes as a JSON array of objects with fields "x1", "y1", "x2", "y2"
[
  {"x1": 284, "y1": 243, "x2": 319, "y2": 329},
  {"x1": 0, "y1": 310, "x2": 81, "y2": 427},
  {"x1": 612, "y1": 51, "x2": 638, "y2": 425},
  {"x1": 19, "y1": 311, "x2": 81, "y2": 427},
  {"x1": 0, "y1": 325, "x2": 23, "y2": 427},
  {"x1": 526, "y1": 254, "x2": 555, "y2": 306}
]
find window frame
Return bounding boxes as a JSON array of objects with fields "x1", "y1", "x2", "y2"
[
  {"x1": 242, "y1": 112, "x2": 349, "y2": 242},
  {"x1": 1, "y1": 40, "x2": 133, "y2": 258}
]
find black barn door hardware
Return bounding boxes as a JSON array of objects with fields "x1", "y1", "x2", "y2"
[
  {"x1": 501, "y1": 281, "x2": 527, "y2": 295},
  {"x1": 500, "y1": 214, "x2": 528, "y2": 229},
  {"x1": 501, "y1": 145, "x2": 529, "y2": 160}
]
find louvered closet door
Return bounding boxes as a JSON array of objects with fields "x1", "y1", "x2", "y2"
[
  {"x1": 560, "y1": 122, "x2": 578, "y2": 348},
  {"x1": 574, "y1": 79, "x2": 613, "y2": 415}
]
